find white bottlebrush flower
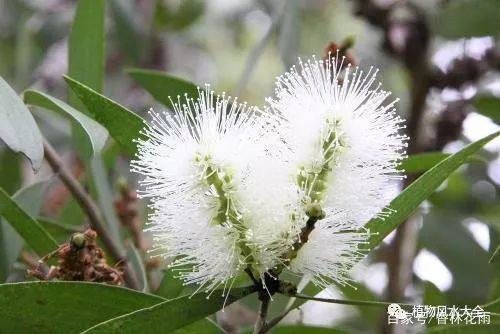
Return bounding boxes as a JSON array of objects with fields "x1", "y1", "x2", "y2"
[
  {"x1": 131, "y1": 88, "x2": 274, "y2": 293},
  {"x1": 266, "y1": 55, "x2": 408, "y2": 288}
]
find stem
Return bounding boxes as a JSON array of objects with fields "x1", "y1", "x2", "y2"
[
  {"x1": 43, "y1": 139, "x2": 139, "y2": 290},
  {"x1": 289, "y1": 293, "x2": 414, "y2": 309},
  {"x1": 253, "y1": 294, "x2": 271, "y2": 334}
]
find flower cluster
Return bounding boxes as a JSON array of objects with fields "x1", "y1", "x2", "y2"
[{"x1": 131, "y1": 55, "x2": 407, "y2": 294}]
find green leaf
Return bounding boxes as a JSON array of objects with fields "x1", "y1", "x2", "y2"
[
  {"x1": 0, "y1": 281, "x2": 164, "y2": 333},
  {"x1": 126, "y1": 244, "x2": 149, "y2": 293},
  {"x1": 474, "y1": 96, "x2": 500, "y2": 123},
  {"x1": 68, "y1": 0, "x2": 105, "y2": 106},
  {"x1": 0, "y1": 149, "x2": 21, "y2": 195},
  {"x1": 490, "y1": 244, "x2": 500, "y2": 263},
  {"x1": 364, "y1": 131, "x2": 500, "y2": 250},
  {"x1": 109, "y1": 0, "x2": 143, "y2": 63},
  {"x1": 81, "y1": 287, "x2": 255, "y2": 333},
  {"x1": 434, "y1": 0, "x2": 500, "y2": 38},
  {"x1": 89, "y1": 156, "x2": 122, "y2": 241},
  {"x1": 265, "y1": 326, "x2": 349, "y2": 334},
  {"x1": 428, "y1": 323, "x2": 500, "y2": 333},
  {"x1": 156, "y1": 268, "x2": 184, "y2": 299},
  {"x1": 127, "y1": 68, "x2": 199, "y2": 108},
  {"x1": 0, "y1": 75, "x2": 43, "y2": 170},
  {"x1": 0, "y1": 187, "x2": 57, "y2": 258},
  {"x1": 0, "y1": 181, "x2": 49, "y2": 281},
  {"x1": 37, "y1": 217, "x2": 81, "y2": 243},
  {"x1": 64, "y1": 76, "x2": 145, "y2": 155},
  {"x1": 68, "y1": 0, "x2": 105, "y2": 159},
  {"x1": 171, "y1": 319, "x2": 220, "y2": 334},
  {"x1": 23, "y1": 90, "x2": 108, "y2": 157},
  {"x1": 153, "y1": 0, "x2": 204, "y2": 31}
]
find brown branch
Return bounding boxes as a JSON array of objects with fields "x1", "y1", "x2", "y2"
[
  {"x1": 253, "y1": 294, "x2": 271, "y2": 334},
  {"x1": 43, "y1": 139, "x2": 139, "y2": 290}
]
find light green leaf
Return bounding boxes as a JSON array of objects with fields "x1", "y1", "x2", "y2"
[
  {"x1": 364, "y1": 131, "x2": 500, "y2": 250},
  {"x1": 0, "y1": 75, "x2": 43, "y2": 170},
  {"x1": 126, "y1": 245, "x2": 149, "y2": 293},
  {"x1": 89, "y1": 156, "x2": 122, "y2": 241},
  {"x1": 81, "y1": 287, "x2": 255, "y2": 333},
  {"x1": 153, "y1": 0, "x2": 204, "y2": 31},
  {"x1": 0, "y1": 187, "x2": 58, "y2": 258},
  {"x1": 434, "y1": 0, "x2": 500, "y2": 38},
  {"x1": 23, "y1": 90, "x2": 108, "y2": 156},
  {"x1": 64, "y1": 76, "x2": 145, "y2": 155},
  {"x1": 0, "y1": 181, "x2": 49, "y2": 281},
  {"x1": 127, "y1": 68, "x2": 199, "y2": 108},
  {"x1": 0, "y1": 281, "x2": 164, "y2": 333},
  {"x1": 474, "y1": 96, "x2": 500, "y2": 123}
]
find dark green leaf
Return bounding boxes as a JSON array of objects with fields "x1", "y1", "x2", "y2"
[
  {"x1": 0, "y1": 181, "x2": 49, "y2": 280},
  {"x1": 474, "y1": 96, "x2": 500, "y2": 123},
  {"x1": 68, "y1": 0, "x2": 105, "y2": 159},
  {"x1": 154, "y1": 0, "x2": 204, "y2": 31},
  {"x1": 81, "y1": 287, "x2": 255, "y2": 333},
  {"x1": 364, "y1": 132, "x2": 500, "y2": 250},
  {"x1": 64, "y1": 76, "x2": 145, "y2": 155},
  {"x1": 266, "y1": 326, "x2": 350, "y2": 334},
  {"x1": 23, "y1": 90, "x2": 108, "y2": 156},
  {"x1": 68, "y1": 0, "x2": 105, "y2": 106},
  {"x1": 434, "y1": 0, "x2": 500, "y2": 38},
  {"x1": 0, "y1": 144, "x2": 22, "y2": 195},
  {"x1": 0, "y1": 187, "x2": 57, "y2": 258},
  {"x1": 109, "y1": 0, "x2": 143, "y2": 63},
  {"x1": 0, "y1": 281, "x2": 164, "y2": 333},
  {"x1": 127, "y1": 68, "x2": 199, "y2": 108},
  {"x1": 156, "y1": 268, "x2": 184, "y2": 299},
  {"x1": 37, "y1": 217, "x2": 81, "y2": 243},
  {"x1": 0, "y1": 75, "x2": 43, "y2": 170}
]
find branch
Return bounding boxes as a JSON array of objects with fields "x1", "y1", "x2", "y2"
[
  {"x1": 43, "y1": 139, "x2": 139, "y2": 290},
  {"x1": 253, "y1": 294, "x2": 271, "y2": 334},
  {"x1": 288, "y1": 293, "x2": 414, "y2": 309}
]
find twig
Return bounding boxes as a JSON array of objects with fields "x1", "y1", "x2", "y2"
[
  {"x1": 253, "y1": 294, "x2": 271, "y2": 334},
  {"x1": 43, "y1": 139, "x2": 139, "y2": 290},
  {"x1": 234, "y1": 4, "x2": 284, "y2": 97},
  {"x1": 288, "y1": 293, "x2": 414, "y2": 309}
]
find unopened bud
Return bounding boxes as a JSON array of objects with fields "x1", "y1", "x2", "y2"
[
  {"x1": 70, "y1": 233, "x2": 86, "y2": 249},
  {"x1": 305, "y1": 203, "x2": 326, "y2": 220}
]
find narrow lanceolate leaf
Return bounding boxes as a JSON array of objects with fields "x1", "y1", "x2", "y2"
[
  {"x1": 81, "y1": 287, "x2": 255, "y2": 333},
  {"x1": 490, "y1": 244, "x2": 500, "y2": 263},
  {"x1": 155, "y1": 268, "x2": 184, "y2": 299},
  {"x1": 0, "y1": 181, "x2": 50, "y2": 280},
  {"x1": 364, "y1": 131, "x2": 500, "y2": 250},
  {"x1": 127, "y1": 68, "x2": 199, "y2": 107},
  {"x1": 64, "y1": 76, "x2": 145, "y2": 155},
  {"x1": 23, "y1": 90, "x2": 108, "y2": 156},
  {"x1": 474, "y1": 96, "x2": 500, "y2": 123},
  {"x1": 68, "y1": 0, "x2": 105, "y2": 107},
  {"x1": 0, "y1": 76, "x2": 43, "y2": 170},
  {"x1": 0, "y1": 187, "x2": 57, "y2": 257},
  {"x1": 0, "y1": 282, "x2": 164, "y2": 333}
]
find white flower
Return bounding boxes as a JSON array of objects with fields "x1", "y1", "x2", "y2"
[
  {"x1": 131, "y1": 88, "x2": 273, "y2": 292},
  {"x1": 266, "y1": 55, "x2": 408, "y2": 287}
]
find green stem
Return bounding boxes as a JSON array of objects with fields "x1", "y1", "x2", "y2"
[{"x1": 203, "y1": 163, "x2": 257, "y2": 274}]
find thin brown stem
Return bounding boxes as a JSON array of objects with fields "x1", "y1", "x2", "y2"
[
  {"x1": 253, "y1": 294, "x2": 271, "y2": 334},
  {"x1": 43, "y1": 139, "x2": 139, "y2": 290}
]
